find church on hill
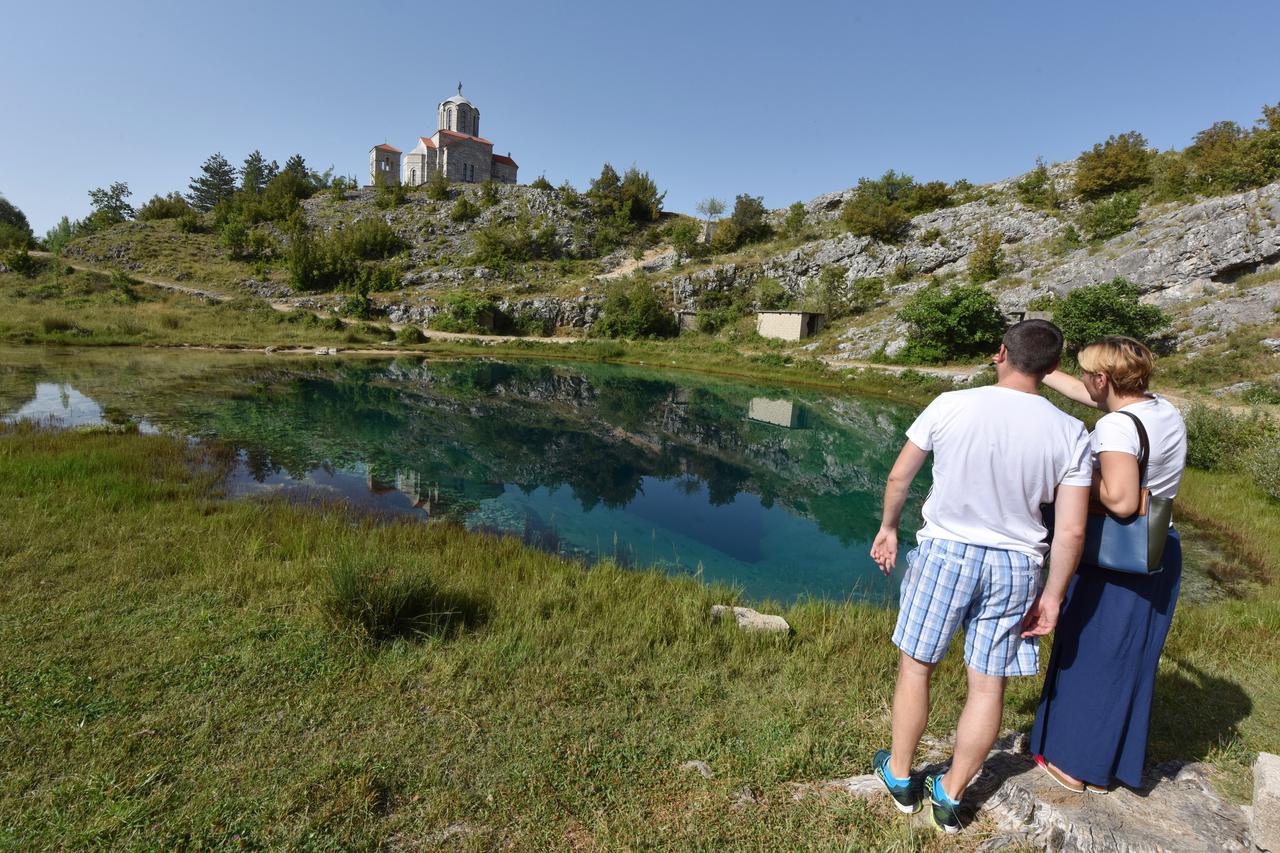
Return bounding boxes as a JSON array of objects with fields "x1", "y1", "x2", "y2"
[{"x1": 369, "y1": 84, "x2": 518, "y2": 188}]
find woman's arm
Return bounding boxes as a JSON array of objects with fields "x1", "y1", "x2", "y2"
[
  {"x1": 1096, "y1": 450, "x2": 1142, "y2": 516},
  {"x1": 1042, "y1": 369, "x2": 1099, "y2": 409}
]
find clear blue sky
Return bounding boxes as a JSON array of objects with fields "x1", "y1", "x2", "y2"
[{"x1": 3, "y1": 0, "x2": 1278, "y2": 233}]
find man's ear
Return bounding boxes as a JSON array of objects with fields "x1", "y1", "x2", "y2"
[{"x1": 993, "y1": 344, "x2": 1008, "y2": 364}]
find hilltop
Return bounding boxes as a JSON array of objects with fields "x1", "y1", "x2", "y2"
[{"x1": 5, "y1": 105, "x2": 1278, "y2": 397}]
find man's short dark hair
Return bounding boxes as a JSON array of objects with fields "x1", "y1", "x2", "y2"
[{"x1": 1003, "y1": 319, "x2": 1063, "y2": 376}]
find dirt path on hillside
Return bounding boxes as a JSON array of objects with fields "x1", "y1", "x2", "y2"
[
  {"x1": 31, "y1": 253, "x2": 582, "y2": 344},
  {"x1": 25, "y1": 253, "x2": 1267, "y2": 409}
]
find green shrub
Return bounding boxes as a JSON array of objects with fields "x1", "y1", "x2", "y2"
[
  {"x1": 218, "y1": 219, "x2": 248, "y2": 259},
  {"x1": 1077, "y1": 192, "x2": 1141, "y2": 241},
  {"x1": 423, "y1": 172, "x2": 451, "y2": 201},
  {"x1": 375, "y1": 182, "x2": 406, "y2": 209},
  {"x1": 339, "y1": 286, "x2": 373, "y2": 319},
  {"x1": 1183, "y1": 403, "x2": 1278, "y2": 471},
  {"x1": 900, "y1": 180, "x2": 952, "y2": 214},
  {"x1": 753, "y1": 277, "x2": 790, "y2": 311},
  {"x1": 587, "y1": 163, "x2": 665, "y2": 226},
  {"x1": 339, "y1": 219, "x2": 405, "y2": 260},
  {"x1": 593, "y1": 278, "x2": 676, "y2": 339},
  {"x1": 667, "y1": 218, "x2": 700, "y2": 262},
  {"x1": 396, "y1": 325, "x2": 426, "y2": 345},
  {"x1": 1246, "y1": 441, "x2": 1280, "y2": 501},
  {"x1": 1185, "y1": 121, "x2": 1254, "y2": 195},
  {"x1": 431, "y1": 292, "x2": 497, "y2": 333},
  {"x1": 1, "y1": 248, "x2": 39, "y2": 276},
  {"x1": 783, "y1": 202, "x2": 806, "y2": 238},
  {"x1": 1073, "y1": 131, "x2": 1154, "y2": 199},
  {"x1": 479, "y1": 181, "x2": 500, "y2": 207},
  {"x1": 1049, "y1": 224, "x2": 1083, "y2": 256},
  {"x1": 136, "y1": 192, "x2": 193, "y2": 221},
  {"x1": 450, "y1": 195, "x2": 480, "y2": 223},
  {"x1": 967, "y1": 227, "x2": 1004, "y2": 284},
  {"x1": 285, "y1": 220, "x2": 404, "y2": 292},
  {"x1": 726, "y1": 194, "x2": 771, "y2": 247},
  {"x1": 840, "y1": 170, "x2": 950, "y2": 243},
  {"x1": 529, "y1": 175, "x2": 554, "y2": 191},
  {"x1": 851, "y1": 276, "x2": 885, "y2": 314},
  {"x1": 470, "y1": 214, "x2": 557, "y2": 270},
  {"x1": 843, "y1": 198, "x2": 910, "y2": 242},
  {"x1": 176, "y1": 211, "x2": 202, "y2": 233},
  {"x1": 1014, "y1": 158, "x2": 1062, "y2": 209},
  {"x1": 1051, "y1": 278, "x2": 1170, "y2": 352},
  {"x1": 898, "y1": 283, "x2": 1007, "y2": 363},
  {"x1": 918, "y1": 227, "x2": 944, "y2": 245},
  {"x1": 804, "y1": 265, "x2": 848, "y2": 317}
]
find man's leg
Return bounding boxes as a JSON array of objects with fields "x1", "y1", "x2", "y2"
[
  {"x1": 889, "y1": 651, "x2": 937, "y2": 779},
  {"x1": 940, "y1": 666, "x2": 1006, "y2": 799}
]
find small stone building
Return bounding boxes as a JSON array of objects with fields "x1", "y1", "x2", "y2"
[
  {"x1": 369, "y1": 144, "x2": 402, "y2": 187},
  {"x1": 755, "y1": 311, "x2": 826, "y2": 341},
  {"x1": 374, "y1": 84, "x2": 519, "y2": 187}
]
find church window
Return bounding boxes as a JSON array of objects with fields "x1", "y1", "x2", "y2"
[{"x1": 411, "y1": 168, "x2": 417, "y2": 184}]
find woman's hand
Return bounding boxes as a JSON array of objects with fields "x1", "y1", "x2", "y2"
[{"x1": 1042, "y1": 369, "x2": 1099, "y2": 409}]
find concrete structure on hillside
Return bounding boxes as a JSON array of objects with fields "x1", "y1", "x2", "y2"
[
  {"x1": 756, "y1": 311, "x2": 826, "y2": 341},
  {"x1": 371, "y1": 83, "x2": 518, "y2": 187}
]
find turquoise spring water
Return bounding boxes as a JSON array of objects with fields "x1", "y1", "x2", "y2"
[{"x1": 2, "y1": 350, "x2": 929, "y2": 603}]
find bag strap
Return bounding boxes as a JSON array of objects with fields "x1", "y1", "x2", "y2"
[{"x1": 1115, "y1": 410, "x2": 1151, "y2": 487}]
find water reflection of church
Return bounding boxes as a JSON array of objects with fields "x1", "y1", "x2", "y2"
[{"x1": 364, "y1": 469, "x2": 453, "y2": 515}]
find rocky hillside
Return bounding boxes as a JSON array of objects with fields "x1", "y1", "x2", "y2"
[{"x1": 57, "y1": 164, "x2": 1280, "y2": 370}]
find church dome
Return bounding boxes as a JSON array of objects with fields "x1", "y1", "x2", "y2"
[{"x1": 438, "y1": 85, "x2": 480, "y2": 136}]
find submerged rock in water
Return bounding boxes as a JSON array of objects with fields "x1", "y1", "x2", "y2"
[{"x1": 710, "y1": 604, "x2": 790, "y2": 634}]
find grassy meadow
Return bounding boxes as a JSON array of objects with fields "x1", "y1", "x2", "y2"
[
  {"x1": 2, "y1": 249, "x2": 1278, "y2": 847},
  {"x1": 0, "y1": 419, "x2": 1277, "y2": 848}
]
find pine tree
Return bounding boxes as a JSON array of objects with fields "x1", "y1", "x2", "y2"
[
  {"x1": 240, "y1": 150, "x2": 268, "y2": 194},
  {"x1": 188, "y1": 153, "x2": 238, "y2": 211},
  {"x1": 264, "y1": 160, "x2": 280, "y2": 182},
  {"x1": 283, "y1": 154, "x2": 308, "y2": 180}
]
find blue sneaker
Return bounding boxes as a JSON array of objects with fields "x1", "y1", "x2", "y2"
[
  {"x1": 924, "y1": 773, "x2": 961, "y2": 833},
  {"x1": 873, "y1": 749, "x2": 920, "y2": 814}
]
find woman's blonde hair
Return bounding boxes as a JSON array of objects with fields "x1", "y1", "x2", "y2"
[{"x1": 1078, "y1": 336, "x2": 1155, "y2": 395}]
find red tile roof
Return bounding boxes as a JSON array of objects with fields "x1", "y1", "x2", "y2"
[
  {"x1": 492, "y1": 154, "x2": 518, "y2": 168},
  {"x1": 438, "y1": 128, "x2": 494, "y2": 145},
  {"x1": 417, "y1": 136, "x2": 437, "y2": 148},
  {"x1": 373, "y1": 143, "x2": 401, "y2": 153}
]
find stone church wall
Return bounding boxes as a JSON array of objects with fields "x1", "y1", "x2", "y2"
[{"x1": 442, "y1": 141, "x2": 493, "y2": 183}]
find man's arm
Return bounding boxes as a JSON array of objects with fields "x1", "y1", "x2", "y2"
[
  {"x1": 870, "y1": 441, "x2": 929, "y2": 575},
  {"x1": 1020, "y1": 483, "x2": 1089, "y2": 637}
]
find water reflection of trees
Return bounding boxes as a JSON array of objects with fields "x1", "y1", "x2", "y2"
[{"x1": 108, "y1": 358, "x2": 928, "y2": 544}]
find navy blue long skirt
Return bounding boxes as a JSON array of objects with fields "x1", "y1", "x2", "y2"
[{"x1": 1030, "y1": 529, "x2": 1182, "y2": 788}]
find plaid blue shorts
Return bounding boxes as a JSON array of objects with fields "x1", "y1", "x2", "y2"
[{"x1": 892, "y1": 538, "x2": 1041, "y2": 677}]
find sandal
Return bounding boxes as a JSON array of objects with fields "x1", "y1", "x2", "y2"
[{"x1": 1034, "y1": 754, "x2": 1085, "y2": 793}]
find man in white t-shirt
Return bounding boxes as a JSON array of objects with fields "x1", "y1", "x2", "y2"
[{"x1": 868, "y1": 320, "x2": 1092, "y2": 833}]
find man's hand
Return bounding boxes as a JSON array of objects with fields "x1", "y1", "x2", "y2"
[
  {"x1": 871, "y1": 526, "x2": 899, "y2": 575},
  {"x1": 1020, "y1": 593, "x2": 1062, "y2": 638}
]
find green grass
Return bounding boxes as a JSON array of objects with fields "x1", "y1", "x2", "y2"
[
  {"x1": 0, "y1": 421, "x2": 1277, "y2": 846},
  {"x1": 0, "y1": 262, "x2": 365, "y2": 349}
]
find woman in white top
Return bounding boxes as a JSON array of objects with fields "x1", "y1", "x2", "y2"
[{"x1": 1029, "y1": 336, "x2": 1189, "y2": 793}]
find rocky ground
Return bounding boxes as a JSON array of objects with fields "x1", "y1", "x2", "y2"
[{"x1": 54, "y1": 164, "x2": 1280, "y2": 369}]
